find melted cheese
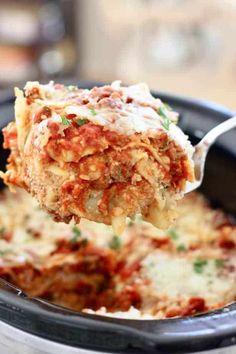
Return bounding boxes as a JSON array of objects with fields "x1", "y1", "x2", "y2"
[
  {"x1": 0, "y1": 189, "x2": 118, "y2": 265},
  {"x1": 84, "y1": 306, "x2": 154, "y2": 319},
  {"x1": 65, "y1": 104, "x2": 165, "y2": 134},
  {"x1": 22, "y1": 80, "x2": 194, "y2": 161},
  {"x1": 142, "y1": 251, "x2": 235, "y2": 306}
]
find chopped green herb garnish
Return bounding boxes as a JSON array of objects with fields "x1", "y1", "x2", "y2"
[
  {"x1": 0, "y1": 227, "x2": 5, "y2": 237},
  {"x1": 163, "y1": 103, "x2": 172, "y2": 111},
  {"x1": 89, "y1": 108, "x2": 97, "y2": 116},
  {"x1": 177, "y1": 244, "x2": 186, "y2": 252},
  {"x1": 159, "y1": 106, "x2": 171, "y2": 131},
  {"x1": 168, "y1": 229, "x2": 179, "y2": 241},
  {"x1": 193, "y1": 259, "x2": 208, "y2": 274},
  {"x1": 117, "y1": 167, "x2": 123, "y2": 179},
  {"x1": 128, "y1": 219, "x2": 134, "y2": 227},
  {"x1": 61, "y1": 116, "x2": 71, "y2": 126},
  {"x1": 76, "y1": 118, "x2": 88, "y2": 126},
  {"x1": 109, "y1": 235, "x2": 122, "y2": 250},
  {"x1": 67, "y1": 85, "x2": 77, "y2": 91},
  {"x1": 215, "y1": 259, "x2": 225, "y2": 268},
  {"x1": 72, "y1": 226, "x2": 81, "y2": 236},
  {"x1": 70, "y1": 226, "x2": 81, "y2": 243},
  {"x1": 0, "y1": 250, "x2": 10, "y2": 257}
]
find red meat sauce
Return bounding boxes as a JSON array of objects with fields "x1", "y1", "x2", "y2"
[
  {"x1": 118, "y1": 261, "x2": 142, "y2": 280},
  {"x1": 93, "y1": 286, "x2": 141, "y2": 313},
  {"x1": 26, "y1": 87, "x2": 40, "y2": 105},
  {"x1": 52, "y1": 240, "x2": 116, "y2": 274},
  {"x1": 218, "y1": 226, "x2": 236, "y2": 250},
  {"x1": 45, "y1": 121, "x2": 130, "y2": 160},
  {"x1": 60, "y1": 180, "x2": 93, "y2": 217},
  {"x1": 34, "y1": 106, "x2": 52, "y2": 124},
  {"x1": 7, "y1": 95, "x2": 192, "y2": 195},
  {"x1": 2, "y1": 123, "x2": 17, "y2": 150},
  {"x1": 166, "y1": 297, "x2": 207, "y2": 318},
  {"x1": 40, "y1": 238, "x2": 141, "y2": 311},
  {"x1": 43, "y1": 119, "x2": 189, "y2": 191}
]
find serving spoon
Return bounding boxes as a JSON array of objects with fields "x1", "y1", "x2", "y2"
[{"x1": 185, "y1": 116, "x2": 236, "y2": 193}]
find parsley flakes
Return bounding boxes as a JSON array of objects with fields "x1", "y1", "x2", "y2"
[
  {"x1": 0, "y1": 250, "x2": 10, "y2": 257},
  {"x1": 128, "y1": 219, "x2": 134, "y2": 227},
  {"x1": 67, "y1": 85, "x2": 77, "y2": 92},
  {"x1": 177, "y1": 244, "x2": 187, "y2": 252},
  {"x1": 168, "y1": 229, "x2": 179, "y2": 241},
  {"x1": 76, "y1": 118, "x2": 88, "y2": 126},
  {"x1": 163, "y1": 103, "x2": 172, "y2": 110},
  {"x1": 61, "y1": 116, "x2": 71, "y2": 126},
  {"x1": 0, "y1": 227, "x2": 5, "y2": 237},
  {"x1": 193, "y1": 259, "x2": 208, "y2": 274},
  {"x1": 109, "y1": 235, "x2": 122, "y2": 250},
  {"x1": 215, "y1": 259, "x2": 225, "y2": 268},
  {"x1": 89, "y1": 108, "x2": 97, "y2": 116},
  {"x1": 70, "y1": 226, "x2": 81, "y2": 244},
  {"x1": 159, "y1": 106, "x2": 171, "y2": 131},
  {"x1": 117, "y1": 167, "x2": 123, "y2": 179}
]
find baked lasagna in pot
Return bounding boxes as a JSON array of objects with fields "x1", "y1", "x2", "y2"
[
  {"x1": 0, "y1": 188, "x2": 235, "y2": 319},
  {"x1": 1, "y1": 81, "x2": 194, "y2": 234}
]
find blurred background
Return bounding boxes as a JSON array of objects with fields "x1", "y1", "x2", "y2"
[{"x1": 0, "y1": 0, "x2": 236, "y2": 109}]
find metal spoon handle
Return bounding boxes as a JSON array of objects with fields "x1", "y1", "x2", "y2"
[
  {"x1": 185, "y1": 116, "x2": 236, "y2": 194},
  {"x1": 199, "y1": 116, "x2": 236, "y2": 146}
]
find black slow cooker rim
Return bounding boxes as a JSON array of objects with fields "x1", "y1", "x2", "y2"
[
  {"x1": 0, "y1": 82, "x2": 235, "y2": 353},
  {"x1": 1, "y1": 278, "x2": 236, "y2": 353}
]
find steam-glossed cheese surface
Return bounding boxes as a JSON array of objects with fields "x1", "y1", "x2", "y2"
[{"x1": 1, "y1": 81, "x2": 194, "y2": 234}]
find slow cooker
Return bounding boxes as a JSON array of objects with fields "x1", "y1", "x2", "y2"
[{"x1": 0, "y1": 81, "x2": 235, "y2": 354}]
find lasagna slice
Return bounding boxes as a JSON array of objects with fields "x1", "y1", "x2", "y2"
[
  {"x1": 0, "y1": 189, "x2": 236, "y2": 319},
  {"x1": 1, "y1": 81, "x2": 194, "y2": 234}
]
